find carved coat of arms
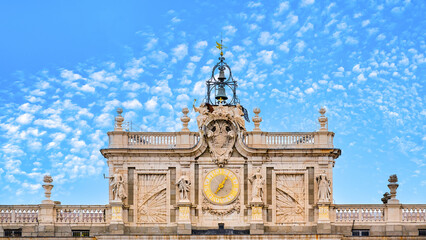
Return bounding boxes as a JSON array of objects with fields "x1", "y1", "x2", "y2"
[{"x1": 206, "y1": 120, "x2": 236, "y2": 167}]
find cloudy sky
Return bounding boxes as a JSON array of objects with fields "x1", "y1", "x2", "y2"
[{"x1": 0, "y1": 0, "x2": 424, "y2": 205}]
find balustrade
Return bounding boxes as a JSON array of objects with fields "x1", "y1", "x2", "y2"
[
  {"x1": 402, "y1": 205, "x2": 426, "y2": 222},
  {"x1": 0, "y1": 206, "x2": 38, "y2": 223},
  {"x1": 55, "y1": 206, "x2": 106, "y2": 223},
  {"x1": 335, "y1": 205, "x2": 384, "y2": 222}
]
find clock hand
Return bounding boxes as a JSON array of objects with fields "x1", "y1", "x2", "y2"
[{"x1": 215, "y1": 176, "x2": 228, "y2": 194}]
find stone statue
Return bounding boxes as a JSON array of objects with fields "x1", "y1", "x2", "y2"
[
  {"x1": 110, "y1": 169, "x2": 127, "y2": 202},
  {"x1": 381, "y1": 192, "x2": 391, "y2": 204},
  {"x1": 193, "y1": 102, "x2": 209, "y2": 129},
  {"x1": 249, "y1": 168, "x2": 264, "y2": 202},
  {"x1": 316, "y1": 173, "x2": 331, "y2": 203},
  {"x1": 176, "y1": 174, "x2": 191, "y2": 201},
  {"x1": 233, "y1": 104, "x2": 246, "y2": 130}
]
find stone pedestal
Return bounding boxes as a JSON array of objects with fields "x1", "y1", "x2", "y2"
[
  {"x1": 38, "y1": 203, "x2": 55, "y2": 236},
  {"x1": 177, "y1": 201, "x2": 192, "y2": 235},
  {"x1": 109, "y1": 200, "x2": 124, "y2": 234},
  {"x1": 250, "y1": 201, "x2": 264, "y2": 234},
  {"x1": 317, "y1": 204, "x2": 331, "y2": 234}
]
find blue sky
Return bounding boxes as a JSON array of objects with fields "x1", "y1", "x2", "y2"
[{"x1": 0, "y1": 0, "x2": 424, "y2": 205}]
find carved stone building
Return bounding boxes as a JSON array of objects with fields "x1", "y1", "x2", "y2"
[{"x1": 0, "y1": 53, "x2": 425, "y2": 239}]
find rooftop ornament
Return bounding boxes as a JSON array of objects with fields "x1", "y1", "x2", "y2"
[{"x1": 205, "y1": 37, "x2": 239, "y2": 106}]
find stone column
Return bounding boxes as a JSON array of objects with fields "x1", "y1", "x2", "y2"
[
  {"x1": 38, "y1": 175, "x2": 55, "y2": 236},
  {"x1": 109, "y1": 200, "x2": 125, "y2": 234},
  {"x1": 385, "y1": 174, "x2": 402, "y2": 236},
  {"x1": 251, "y1": 108, "x2": 263, "y2": 147}
]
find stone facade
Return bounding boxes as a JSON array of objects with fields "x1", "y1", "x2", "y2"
[
  {"x1": 0, "y1": 105, "x2": 425, "y2": 238},
  {"x1": 1, "y1": 61, "x2": 426, "y2": 239}
]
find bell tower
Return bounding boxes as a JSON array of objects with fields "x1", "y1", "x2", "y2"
[{"x1": 205, "y1": 39, "x2": 239, "y2": 106}]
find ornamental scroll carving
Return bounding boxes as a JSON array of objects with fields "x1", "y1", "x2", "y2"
[
  {"x1": 137, "y1": 174, "x2": 167, "y2": 223},
  {"x1": 276, "y1": 174, "x2": 305, "y2": 223}
]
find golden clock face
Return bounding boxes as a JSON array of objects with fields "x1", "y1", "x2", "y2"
[{"x1": 203, "y1": 168, "x2": 239, "y2": 205}]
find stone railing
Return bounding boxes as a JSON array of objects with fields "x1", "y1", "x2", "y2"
[
  {"x1": 109, "y1": 131, "x2": 200, "y2": 149},
  {"x1": 402, "y1": 204, "x2": 426, "y2": 222},
  {"x1": 108, "y1": 130, "x2": 334, "y2": 149},
  {"x1": 243, "y1": 131, "x2": 334, "y2": 148},
  {"x1": 0, "y1": 205, "x2": 39, "y2": 223},
  {"x1": 334, "y1": 204, "x2": 385, "y2": 222},
  {"x1": 56, "y1": 205, "x2": 107, "y2": 223}
]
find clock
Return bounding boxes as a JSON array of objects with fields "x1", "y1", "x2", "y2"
[{"x1": 203, "y1": 168, "x2": 240, "y2": 205}]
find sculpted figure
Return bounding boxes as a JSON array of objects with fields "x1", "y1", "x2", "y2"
[
  {"x1": 233, "y1": 104, "x2": 246, "y2": 130},
  {"x1": 193, "y1": 102, "x2": 209, "y2": 129},
  {"x1": 176, "y1": 174, "x2": 191, "y2": 201},
  {"x1": 316, "y1": 173, "x2": 331, "y2": 203},
  {"x1": 249, "y1": 168, "x2": 264, "y2": 202},
  {"x1": 110, "y1": 169, "x2": 127, "y2": 202}
]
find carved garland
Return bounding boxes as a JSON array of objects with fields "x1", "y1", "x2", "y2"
[{"x1": 202, "y1": 197, "x2": 241, "y2": 216}]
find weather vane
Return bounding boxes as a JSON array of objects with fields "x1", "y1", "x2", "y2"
[{"x1": 215, "y1": 33, "x2": 227, "y2": 56}]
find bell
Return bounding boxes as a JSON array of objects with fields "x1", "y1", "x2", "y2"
[
  {"x1": 218, "y1": 69, "x2": 226, "y2": 81},
  {"x1": 215, "y1": 85, "x2": 228, "y2": 102}
]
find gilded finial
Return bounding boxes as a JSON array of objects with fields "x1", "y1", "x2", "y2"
[{"x1": 216, "y1": 33, "x2": 227, "y2": 56}]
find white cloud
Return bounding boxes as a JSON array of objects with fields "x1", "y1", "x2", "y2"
[
  {"x1": 305, "y1": 88, "x2": 314, "y2": 94},
  {"x1": 345, "y1": 36, "x2": 359, "y2": 45},
  {"x1": 150, "y1": 51, "x2": 168, "y2": 62},
  {"x1": 257, "y1": 50, "x2": 274, "y2": 64},
  {"x1": 301, "y1": 0, "x2": 314, "y2": 7},
  {"x1": 145, "y1": 37, "x2": 158, "y2": 50},
  {"x1": 123, "y1": 58, "x2": 145, "y2": 79},
  {"x1": 95, "y1": 113, "x2": 112, "y2": 127},
  {"x1": 279, "y1": 41, "x2": 290, "y2": 53},
  {"x1": 357, "y1": 73, "x2": 367, "y2": 82},
  {"x1": 275, "y1": 1, "x2": 289, "y2": 16},
  {"x1": 151, "y1": 80, "x2": 172, "y2": 96},
  {"x1": 362, "y1": 20, "x2": 370, "y2": 27},
  {"x1": 61, "y1": 69, "x2": 82, "y2": 81},
  {"x1": 258, "y1": 32, "x2": 272, "y2": 46},
  {"x1": 248, "y1": 1, "x2": 262, "y2": 8},
  {"x1": 171, "y1": 17, "x2": 181, "y2": 23},
  {"x1": 47, "y1": 132, "x2": 67, "y2": 150},
  {"x1": 190, "y1": 56, "x2": 201, "y2": 62},
  {"x1": 80, "y1": 84, "x2": 95, "y2": 92},
  {"x1": 377, "y1": 34, "x2": 386, "y2": 41},
  {"x1": 195, "y1": 41, "x2": 208, "y2": 50},
  {"x1": 295, "y1": 41, "x2": 306, "y2": 53},
  {"x1": 172, "y1": 44, "x2": 188, "y2": 60},
  {"x1": 18, "y1": 103, "x2": 42, "y2": 113},
  {"x1": 192, "y1": 81, "x2": 206, "y2": 97},
  {"x1": 145, "y1": 96, "x2": 158, "y2": 111},
  {"x1": 123, "y1": 99, "x2": 143, "y2": 109},
  {"x1": 222, "y1": 25, "x2": 237, "y2": 36},
  {"x1": 16, "y1": 113, "x2": 34, "y2": 125}
]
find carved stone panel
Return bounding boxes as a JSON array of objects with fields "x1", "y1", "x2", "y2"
[
  {"x1": 137, "y1": 174, "x2": 167, "y2": 223},
  {"x1": 276, "y1": 174, "x2": 305, "y2": 223}
]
